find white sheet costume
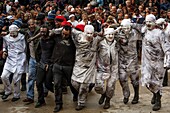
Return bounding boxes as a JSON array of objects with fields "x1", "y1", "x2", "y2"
[
  {"x1": 71, "y1": 25, "x2": 101, "y2": 110},
  {"x1": 95, "y1": 28, "x2": 119, "y2": 109},
  {"x1": 156, "y1": 18, "x2": 170, "y2": 68},
  {"x1": 1, "y1": 25, "x2": 27, "y2": 99},
  {"x1": 118, "y1": 19, "x2": 141, "y2": 104},
  {"x1": 132, "y1": 14, "x2": 170, "y2": 111}
]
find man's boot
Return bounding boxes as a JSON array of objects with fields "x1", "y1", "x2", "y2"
[
  {"x1": 99, "y1": 93, "x2": 106, "y2": 105},
  {"x1": 123, "y1": 97, "x2": 129, "y2": 104},
  {"x1": 21, "y1": 73, "x2": 27, "y2": 91},
  {"x1": 163, "y1": 70, "x2": 168, "y2": 86},
  {"x1": 131, "y1": 85, "x2": 139, "y2": 104},
  {"x1": 151, "y1": 93, "x2": 156, "y2": 104},
  {"x1": 103, "y1": 96, "x2": 111, "y2": 109},
  {"x1": 89, "y1": 83, "x2": 95, "y2": 93},
  {"x1": 152, "y1": 91, "x2": 162, "y2": 111},
  {"x1": 75, "y1": 105, "x2": 85, "y2": 111}
]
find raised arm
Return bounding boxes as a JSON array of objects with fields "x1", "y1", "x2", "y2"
[{"x1": 27, "y1": 32, "x2": 41, "y2": 43}]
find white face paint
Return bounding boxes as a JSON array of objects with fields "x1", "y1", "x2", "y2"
[
  {"x1": 145, "y1": 21, "x2": 155, "y2": 30},
  {"x1": 9, "y1": 25, "x2": 19, "y2": 38},
  {"x1": 104, "y1": 28, "x2": 115, "y2": 42},
  {"x1": 122, "y1": 26, "x2": 131, "y2": 35},
  {"x1": 86, "y1": 32, "x2": 93, "y2": 37},
  {"x1": 121, "y1": 19, "x2": 131, "y2": 35},
  {"x1": 156, "y1": 18, "x2": 166, "y2": 30},
  {"x1": 84, "y1": 25, "x2": 94, "y2": 40},
  {"x1": 145, "y1": 14, "x2": 156, "y2": 30},
  {"x1": 10, "y1": 31, "x2": 18, "y2": 37}
]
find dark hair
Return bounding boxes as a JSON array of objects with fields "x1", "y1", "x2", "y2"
[
  {"x1": 40, "y1": 24, "x2": 49, "y2": 35},
  {"x1": 63, "y1": 26, "x2": 72, "y2": 31}
]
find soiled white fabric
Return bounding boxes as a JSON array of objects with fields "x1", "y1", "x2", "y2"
[
  {"x1": 145, "y1": 14, "x2": 156, "y2": 22},
  {"x1": 71, "y1": 29, "x2": 102, "y2": 83},
  {"x1": 141, "y1": 28, "x2": 170, "y2": 93},
  {"x1": 95, "y1": 37, "x2": 119, "y2": 98},
  {"x1": 84, "y1": 25, "x2": 94, "y2": 34}
]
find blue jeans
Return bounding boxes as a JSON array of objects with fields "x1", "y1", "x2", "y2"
[{"x1": 27, "y1": 57, "x2": 37, "y2": 100}]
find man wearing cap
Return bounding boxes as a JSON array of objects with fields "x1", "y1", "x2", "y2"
[
  {"x1": 1, "y1": 24, "x2": 27, "y2": 102},
  {"x1": 55, "y1": 15, "x2": 66, "y2": 28},
  {"x1": 35, "y1": 13, "x2": 45, "y2": 27},
  {"x1": 52, "y1": 15, "x2": 70, "y2": 94},
  {"x1": 46, "y1": 10, "x2": 56, "y2": 30},
  {"x1": 67, "y1": 14, "x2": 78, "y2": 27}
]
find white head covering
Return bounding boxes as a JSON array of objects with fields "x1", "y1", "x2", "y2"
[
  {"x1": 9, "y1": 24, "x2": 19, "y2": 32},
  {"x1": 145, "y1": 14, "x2": 156, "y2": 22},
  {"x1": 121, "y1": 19, "x2": 131, "y2": 34},
  {"x1": 104, "y1": 28, "x2": 115, "y2": 35},
  {"x1": 84, "y1": 25, "x2": 94, "y2": 33},
  {"x1": 121, "y1": 19, "x2": 131, "y2": 28},
  {"x1": 69, "y1": 14, "x2": 75, "y2": 19},
  {"x1": 104, "y1": 28, "x2": 115, "y2": 42},
  {"x1": 156, "y1": 18, "x2": 165, "y2": 24}
]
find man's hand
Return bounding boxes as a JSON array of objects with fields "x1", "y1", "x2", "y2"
[
  {"x1": 45, "y1": 64, "x2": 49, "y2": 72},
  {"x1": 2, "y1": 52, "x2": 7, "y2": 59}
]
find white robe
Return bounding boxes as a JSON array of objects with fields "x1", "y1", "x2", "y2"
[
  {"x1": 71, "y1": 29, "x2": 101, "y2": 83},
  {"x1": 141, "y1": 29, "x2": 170, "y2": 93},
  {"x1": 3, "y1": 33, "x2": 27, "y2": 76}
]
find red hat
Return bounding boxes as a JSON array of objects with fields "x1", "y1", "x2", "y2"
[
  {"x1": 75, "y1": 24, "x2": 85, "y2": 32},
  {"x1": 61, "y1": 21, "x2": 72, "y2": 27},
  {"x1": 55, "y1": 15, "x2": 66, "y2": 22}
]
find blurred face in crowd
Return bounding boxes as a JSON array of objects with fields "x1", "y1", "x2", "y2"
[
  {"x1": 82, "y1": 13, "x2": 88, "y2": 23},
  {"x1": 151, "y1": 10, "x2": 157, "y2": 16},
  {"x1": 124, "y1": 14, "x2": 129, "y2": 19},
  {"x1": 35, "y1": 20, "x2": 42, "y2": 26},
  {"x1": 118, "y1": 4, "x2": 122, "y2": 9},
  {"x1": 55, "y1": 19, "x2": 62, "y2": 28},
  {"x1": 145, "y1": 7, "x2": 150, "y2": 13},
  {"x1": 20, "y1": 5, "x2": 25, "y2": 11},
  {"x1": 70, "y1": 16, "x2": 75, "y2": 22},
  {"x1": 138, "y1": 5, "x2": 143, "y2": 13},
  {"x1": 109, "y1": 3, "x2": 113, "y2": 9},
  {"x1": 111, "y1": 6, "x2": 117, "y2": 13},
  {"x1": 126, "y1": 0, "x2": 131, "y2": 7},
  {"x1": 75, "y1": 8, "x2": 81, "y2": 14},
  {"x1": 118, "y1": 12, "x2": 123, "y2": 19},
  {"x1": 149, "y1": 2, "x2": 152, "y2": 7},
  {"x1": 67, "y1": 5, "x2": 73, "y2": 12},
  {"x1": 45, "y1": 6, "x2": 50, "y2": 12}
]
